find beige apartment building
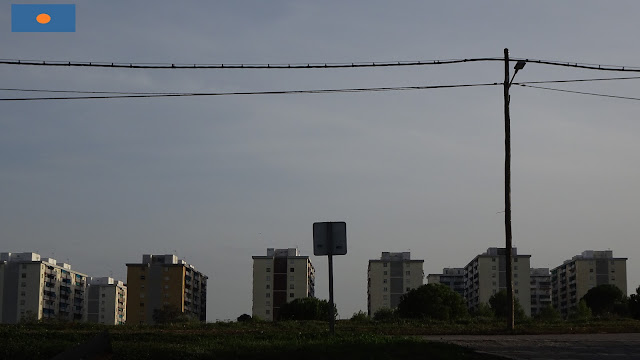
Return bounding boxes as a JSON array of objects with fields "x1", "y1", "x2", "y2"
[
  {"x1": 367, "y1": 252, "x2": 424, "y2": 316},
  {"x1": 87, "y1": 277, "x2": 127, "y2": 325},
  {"x1": 0, "y1": 252, "x2": 89, "y2": 323},
  {"x1": 551, "y1": 250, "x2": 627, "y2": 317},
  {"x1": 464, "y1": 247, "x2": 531, "y2": 316},
  {"x1": 252, "y1": 248, "x2": 315, "y2": 321},
  {"x1": 530, "y1": 268, "x2": 551, "y2": 317},
  {"x1": 126, "y1": 254, "x2": 207, "y2": 324},
  {"x1": 427, "y1": 268, "x2": 465, "y2": 298}
]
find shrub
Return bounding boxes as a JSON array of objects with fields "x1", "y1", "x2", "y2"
[{"x1": 396, "y1": 284, "x2": 468, "y2": 321}]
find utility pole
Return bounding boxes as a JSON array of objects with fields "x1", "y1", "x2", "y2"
[{"x1": 503, "y1": 48, "x2": 515, "y2": 331}]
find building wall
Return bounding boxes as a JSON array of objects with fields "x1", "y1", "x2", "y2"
[
  {"x1": 88, "y1": 278, "x2": 127, "y2": 325},
  {"x1": 552, "y1": 252, "x2": 627, "y2": 317},
  {"x1": 367, "y1": 253, "x2": 424, "y2": 316},
  {"x1": 127, "y1": 256, "x2": 206, "y2": 325},
  {"x1": 465, "y1": 248, "x2": 531, "y2": 316},
  {"x1": 252, "y1": 249, "x2": 315, "y2": 321},
  {"x1": 530, "y1": 268, "x2": 551, "y2": 316}
]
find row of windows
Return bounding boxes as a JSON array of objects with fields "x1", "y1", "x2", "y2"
[{"x1": 265, "y1": 293, "x2": 296, "y2": 298}]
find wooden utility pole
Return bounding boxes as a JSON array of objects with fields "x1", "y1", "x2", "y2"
[{"x1": 503, "y1": 48, "x2": 515, "y2": 331}]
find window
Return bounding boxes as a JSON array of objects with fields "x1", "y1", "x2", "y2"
[
  {"x1": 266, "y1": 268, "x2": 271, "y2": 273},
  {"x1": 383, "y1": 295, "x2": 388, "y2": 300},
  {"x1": 383, "y1": 279, "x2": 387, "y2": 284},
  {"x1": 164, "y1": 267, "x2": 168, "y2": 272},
  {"x1": 289, "y1": 284, "x2": 294, "y2": 289},
  {"x1": 514, "y1": 273, "x2": 518, "y2": 278},
  {"x1": 140, "y1": 275, "x2": 145, "y2": 280},
  {"x1": 21, "y1": 273, "x2": 26, "y2": 278},
  {"x1": 492, "y1": 258, "x2": 496, "y2": 262},
  {"x1": 21, "y1": 291, "x2": 25, "y2": 296},
  {"x1": 406, "y1": 287, "x2": 411, "y2": 292},
  {"x1": 164, "y1": 285, "x2": 169, "y2": 289},
  {"x1": 383, "y1": 287, "x2": 388, "y2": 292},
  {"x1": 266, "y1": 293, "x2": 270, "y2": 298},
  {"x1": 101, "y1": 294, "x2": 105, "y2": 298},
  {"x1": 612, "y1": 269, "x2": 616, "y2": 273},
  {"x1": 515, "y1": 281, "x2": 519, "y2": 286},
  {"x1": 289, "y1": 276, "x2": 294, "y2": 281},
  {"x1": 266, "y1": 301, "x2": 270, "y2": 306},
  {"x1": 164, "y1": 276, "x2": 169, "y2": 281},
  {"x1": 266, "y1": 276, "x2": 270, "y2": 281},
  {"x1": 21, "y1": 282, "x2": 26, "y2": 287},
  {"x1": 383, "y1": 263, "x2": 388, "y2": 268},
  {"x1": 22, "y1": 264, "x2": 27, "y2": 270},
  {"x1": 514, "y1": 258, "x2": 518, "y2": 262},
  {"x1": 20, "y1": 300, "x2": 25, "y2": 305},
  {"x1": 492, "y1": 273, "x2": 496, "y2": 278},
  {"x1": 590, "y1": 269, "x2": 594, "y2": 273},
  {"x1": 492, "y1": 282, "x2": 496, "y2": 286},
  {"x1": 492, "y1": 266, "x2": 496, "y2": 270},
  {"x1": 266, "y1": 310, "x2": 271, "y2": 315},
  {"x1": 493, "y1": 289, "x2": 497, "y2": 294},
  {"x1": 515, "y1": 289, "x2": 519, "y2": 294},
  {"x1": 383, "y1": 271, "x2": 388, "y2": 275},
  {"x1": 514, "y1": 266, "x2": 518, "y2": 270},
  {"x1": 140, "y1": 303, "x2": 144, "y2": 307},
  {"x1": 405, "y1": 271, "x2": 410, "y2": 276},
  {"x1": 290, "y1": 267, "x2": 294, "y2": 272},
  {"x1": 289, "y1": 293, "x2": 294, "y2": 298},
  {"x1": 140, "y1": 293, "x2": 145, "y2": 298},
  {"x1": 266, "y1": 284, "x2": 270, "y2": 289}
]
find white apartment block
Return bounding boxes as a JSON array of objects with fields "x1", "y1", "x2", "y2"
[
  {"x1": 551, "y1": 250, "x2": 627, "y2": 317},
  {"x1": 252, "y1": 248, "x2": 315, "y2": 321},
  {"x1": 88, "y1": 277, "x2": 127, "y2": 325},
  {"x1": 0, "y1": 252, "x2": 89, "y2": 323},
  {"x1": 367, "y1": 252, "x2": 424, "y2": 316},
  {"x1": 427, "y1": 268, "x2": 465, "y2": 298},
  {"x1": 464, "y1": 247, "x2": 531, "y2": 316},
  {"x1": 530, "y1": 268, "x2": 551, "y2": 316}
]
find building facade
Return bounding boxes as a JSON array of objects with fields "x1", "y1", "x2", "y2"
[
  {"x1": 87, "y1": 277, "x2": 127, "y2": 325},
  {"x1": 367, "y1": 252, "x2": 424, "y2": 316},
  {"x1": 427, "y1": 268, "x2": 465, "y2": 298},
  {"x1": 126, "y1": 254, "x2": 207, "y2": 324},
  {"x1": 529, "y1": 268, "x2": 551, "y2": 317},
  {"x1": 464, "y1": 247, "x2": 531, "y2": 316},
  {"x1": 252, "y1": 248, "x2": 315, "y2": 321},
  {"x1": 551, "y1": 250, "x2": 627, "y2": 317},
  {"x1": 0, "y1": 252, "x2": 89, "y2": 323}
]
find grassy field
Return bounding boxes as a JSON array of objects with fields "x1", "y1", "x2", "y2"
[{"x1": 1, "y1": 318, "x2": 640, "y2": 359}]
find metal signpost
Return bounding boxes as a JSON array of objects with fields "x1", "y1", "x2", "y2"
[{"x1": 313, "y1": 221, "x2": 347, "y2": 335}]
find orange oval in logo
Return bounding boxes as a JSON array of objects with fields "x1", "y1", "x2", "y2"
[{"x1": 36, "y1": 13, "x2": 51, "y2": 24}]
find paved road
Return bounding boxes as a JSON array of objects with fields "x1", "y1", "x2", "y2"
[{"x1": 423, "y1": 333, "x2": 640, "y2": 360}]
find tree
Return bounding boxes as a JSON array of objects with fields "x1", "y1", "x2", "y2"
[
  {"x1": 535, "y1": 305, "x2": 561, "y2": 322},
  {"x1": 152, "y1": 305, "x2": 193, "y2": 324},
  {"x1": 488, "y1": 290, "x2": 527, "y2": 320},
  {"x1": 581, "y1": 284, "x2": 626, "y2": 316},
  {"x1": 372, "y1": 307, "x2": 397, "y2": 322},
  {"x1": 569, "y1": 299, "x2": 592, "y2": 321},
  {"x1": 278, "y1": 297, "x2": 337, "y2": 321},
  {"x1": 396, "y1": 284, "x2": 468, "y2": 321},
  {"x1": 237, "y1": 313, "x2": 252, "y2": 322},
  {"x1": 471, "y1": 303, "x2": 494, "y2": 318},
  {"x1": 629, "y1": 286, "x2": 640, "y2": 319},
  {"x1": 350, "y1": 310, "x2": 369, "y2": 322}
]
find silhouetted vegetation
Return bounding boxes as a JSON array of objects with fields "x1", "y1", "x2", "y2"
[
  {"x1": 397, "y1": 284, "x2": 468, "y2": 321},
  {"x1": 581, "y1": 284, "x2": 626, "y2": 316},
  {"x1": 278, "y1": 297, "x2": 337, "y2": 321},
  {"x1": 488, "y1": 290, "x2": 527, "y2": 320}
]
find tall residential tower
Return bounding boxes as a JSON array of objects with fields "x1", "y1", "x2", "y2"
[
  {"x1": 367, "y1": 252, "x2": 424, "y2": 316},
  {"x1": 252, "y1": 248, "x2": 315, "y2": 321}
]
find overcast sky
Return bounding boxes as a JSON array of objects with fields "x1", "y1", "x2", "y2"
[{"x1": 2, "y1": 1, "x2": 640, "y2": 321}]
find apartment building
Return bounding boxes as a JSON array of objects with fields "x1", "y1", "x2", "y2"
[
  {"x1": 252, "y1": 248, "x2": 315, "y2": 321},
  {"x1": 367, "y1": 252, "x2": 424, "y2": 316},
  {"x1": 0, "y1": 252, "x2": 89, "y2": 323},
  {"x1": 530, "y1": 268, "x2": 551, "y2": 317},
  {"x1": 126, "y1": 254, "x2": 208, "y2": 324},
  {"x1": 87, "y1": 277, "x2": 127, "y2": 325},
  {"x1": 427, "y1": 268, "x2": 465, "y2": 298},
  {"x1": 551, "y1": 250, "x2": 627, "y2": 317},
  {"x1": 464, "y1": 247, "x2": 531, "y2": 316}
]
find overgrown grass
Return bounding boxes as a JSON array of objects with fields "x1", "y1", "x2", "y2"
[{"x1": 2, "y1": 318, "x2": 640, "y2": 359}]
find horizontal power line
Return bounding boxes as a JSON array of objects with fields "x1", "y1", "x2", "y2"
[
  {"x1": 2, "y1": 56, "x2": 640, "y2": 72},
  {"x1": 0, "y1": 57, "x2": 502, "y2": 69},
  {"x1": 0, "y1": 82, "x2": 501, "y2": 101},
  {"x1": 3, "y1": 75, "x2": 640, "y2": 96},
  {"x1": 517, "y1": 84, "x2": 640, "y2": 101}
]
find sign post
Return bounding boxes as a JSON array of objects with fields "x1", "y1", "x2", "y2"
[{"x1": 313, "y1": 221, "x2": 347, "y2": 335}]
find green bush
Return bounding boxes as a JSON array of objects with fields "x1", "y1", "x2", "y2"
[
  {"x1": 396, "y1": 284, "x2": 468, "y2": 321},
  {"x1": 373, "y1": 308, "x2": 398, "y2": 322},
  {"x1": 350, "y1": 310, "x2": 369, "y2": 322}
]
